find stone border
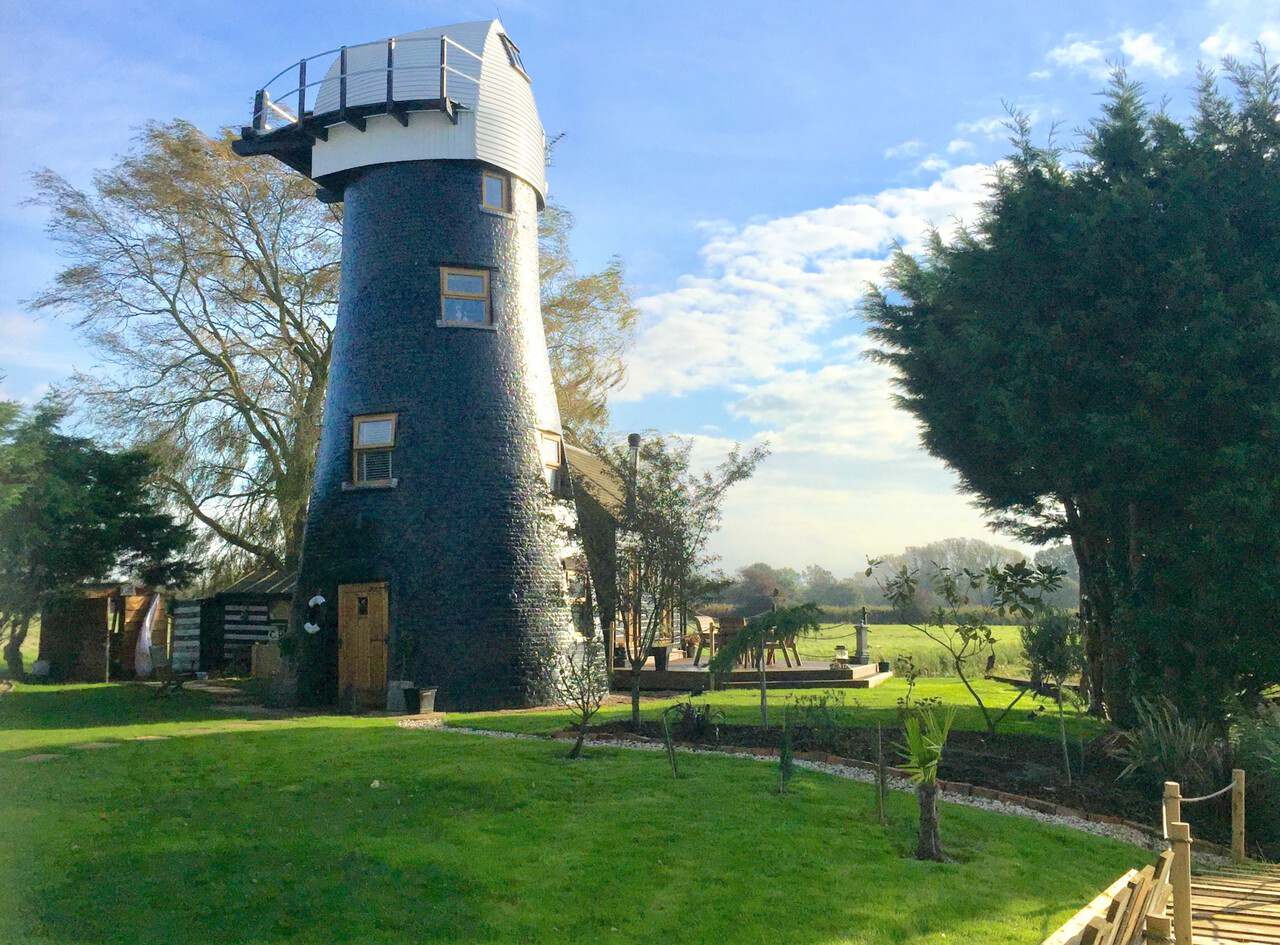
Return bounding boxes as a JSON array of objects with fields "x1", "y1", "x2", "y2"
[{"x1": 399, "y1": 720, "x2": 1191, "y2": 852}]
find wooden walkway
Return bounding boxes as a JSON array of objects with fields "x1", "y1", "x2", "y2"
[{"x1": 1180, "y1": 863, "x2": 1280, "y2": 944}]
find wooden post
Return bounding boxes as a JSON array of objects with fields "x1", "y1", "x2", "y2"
[
  {"x1": 1162, "y1": 781, "x2": 1181, "y2": 841},
  {"x1": 1143, "y1": 914, "x2": 1172, "y2": 943},
  {"x1": 1231, "y1": 768, "x2": 1246, "y2": 863},
  {"x1": 439, "y1": 36, "x2": 448, "y2": 100},
  {"x1": 1169, "y1": 821, "x2": 1193, "y2": 945},
  {"x1": 386, "y1": 38, "x2": 395, "y2": 106},
  {"x1": 297, "y1": 59, "x2": 307, "y2": 117}
]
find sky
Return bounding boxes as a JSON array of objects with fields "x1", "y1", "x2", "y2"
[{"x1": 1, "y1": 0, "x2": 1276, "y2": 575}]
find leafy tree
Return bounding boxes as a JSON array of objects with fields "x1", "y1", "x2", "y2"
[
  {"x1": 872, "y1": 558, "x2": 1063, "y2": 735},
  {"x1": 0, "y1": 397, "x2": 200, "y2": 676},
  {"x1": 539, "y1": 204, "x2": 638, "y2": 443},
  {"x1": 721, "y1": 562, "x2": 802, "y2": 614},
  {"x1": 31, "y1": 123, "x2": 637, "y2": 573},
  {"x1": 582, "y1": 434, "x2": 767, "y2": 730},
  {"x1": 1021, "y1": 610, "x2": 1084, "y2": 783},
  {"x1": 709, "y1": 602, "x2": 822, "y2": 726},
  {"x1": 897, "y1": 705, "x2": 956, "y2": 861},
  {"x1": 865, "y1": 56, "x2": 1280, "y2": 723}
]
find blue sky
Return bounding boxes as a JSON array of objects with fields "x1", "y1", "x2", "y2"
[{"x1": 1, "y1": 0, "x2": 1276, "y2": 573}]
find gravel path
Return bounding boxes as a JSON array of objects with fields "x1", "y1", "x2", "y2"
[{"x1": 398, "y1": 718, "x2": 1163, "y2": 851}]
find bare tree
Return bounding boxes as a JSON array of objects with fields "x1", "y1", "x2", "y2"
[
  {"x1": 542, "y1": 634, "x2": 610, "y2": 759},
  {"x1": 28, "y1": 121, "x2": 338, "y2": 571},
  {"x1": 30, "y1": 123, "x2": 637, "y2": 575}
]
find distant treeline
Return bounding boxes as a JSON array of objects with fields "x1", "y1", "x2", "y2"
[{"x1": 700, "y1": 537, "x2": 1080, "y2": 620}]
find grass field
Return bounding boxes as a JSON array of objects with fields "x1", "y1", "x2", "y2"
[
  {"x1": 797, "y1": 623, "x2": 1026, "y2": 675},
  {"x1": 0, "y1": 683, "x2": 1142, "y2": 945},
  {"x1": 451, "y1": 675, "x2": 1099, "y2": 740}
]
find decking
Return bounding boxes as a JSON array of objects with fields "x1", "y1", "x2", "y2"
[
  {"x1": 1179, "y1": 862, "x2": 1280, "y2": 944},
  {"x1": 613, "y1": 654, "x2": 892, "y2": 692}
]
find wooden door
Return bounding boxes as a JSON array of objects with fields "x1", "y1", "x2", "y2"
[{"x1": 337, "y1": 583, "x2": 389, "y2": 710}]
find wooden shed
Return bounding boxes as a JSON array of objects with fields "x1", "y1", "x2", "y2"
[
  {"x1": 171, "y1": 570, "x2": 295, "y2": 674},
  {"x1": 38, "y1": 585, "x2": 168, "y2": 682}
]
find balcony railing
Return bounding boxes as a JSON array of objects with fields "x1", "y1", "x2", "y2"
[{"x1": 249, "y1": 34, "x2": 483, "y2": 134}]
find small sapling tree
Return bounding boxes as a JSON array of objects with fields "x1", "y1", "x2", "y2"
[
  {"x1": 870, "y1": 558, "x2": 1062, "y2": 736},
  {"x1": 1021, "y1": 609, "x2": 1084, "y2": 784},
  {"x1": 897, "y1": 705, "x2": 956, "y2": 862},
  {"x1": 708, "y1": 602, "x2": 822, "y2": 726},
  {"x1": 542, "y1": 635, "x2": 610, "y2": 759}
]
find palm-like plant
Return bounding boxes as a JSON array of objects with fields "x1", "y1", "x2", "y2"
[
  {"x1": 898, "y1": 706, "x2": 956, "y2": 861},
  {"x1": 707, "y1": 603, "x2": 822, "y2": 726}
]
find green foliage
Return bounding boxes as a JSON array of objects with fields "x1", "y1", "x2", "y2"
[
  {"x1": 538, "y1": 204, "x2": 638, "y2": 442},
  {"x1": 1022, "y1": 610, "x2": 1085, "y2": 783},
  {"x1": 897, "y1": 706, "x2": 957, "y2": 786},
  {"x1": 0, "y1": 398, "x2": 200, "y2": 675},
  {"x1": 660, "y1": 702, "x2": 682, "y2": 778},
  {"x1": 870, "y1": 557, "x2": 1061, "y2": 734},
  {"x1": 1111, "y1": 697, "x2": 1226, "y2": 794},
  {"x1": 665, "y1": 698, "x2": 725, "y2": 744},
  {"x1": 864, "y1": 58, "x2": 1280, "y2": 724},
  {"x1": 1231, "y1": 705, "x2": 1280, "y2": 852},
  {"x1": 707, "y1": 602, "x2": 824, "y2": 675}
]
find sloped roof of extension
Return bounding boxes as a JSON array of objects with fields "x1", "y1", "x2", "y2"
[
  {"x1": 565, "y1": 443, "x2": 624, "y2": 518},
  {"x1": 218, "y1": 568, "x2": 297, "y2": 597}
]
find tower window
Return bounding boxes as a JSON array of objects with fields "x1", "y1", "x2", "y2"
[
  {"x1": 482, "y1": 171, "x2": 510, "y2": 212},
  {"x1": 539, "y1": 430, "x2": 563, "y2": 491},
  {"x1": 439, "y1": 267, "x2": 491, "y2": 326},
  {"x1": 352, "y1": 413, "x2": 396, "y2": 484},
  {"x1": 499, "y1": 34, "x2": 529, "y2": 80}
]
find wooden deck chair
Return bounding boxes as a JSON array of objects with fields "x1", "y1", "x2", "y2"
[{"x1": 150, "y1": 644, "x2": 187, "y2": 697}]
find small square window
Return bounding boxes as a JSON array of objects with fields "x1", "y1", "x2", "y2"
[
  {"x1": 352, "y1": 413, "x2": 397, "y2": 484},
  {"x1": 357, "y1": 596, "x2": 369, "y2": 616},
  {"x1": 482, "y1": 172, "x2": 509, "y2": 212},
  {"x1": 539, "y1": 430, "x2": 562, "y2": 469},
  {"x1": 499, "y1": 34, "x2": 529, "y2": 79},
  {"x1": 440, "y1": 267, "x2": 491, "y2": 326}
]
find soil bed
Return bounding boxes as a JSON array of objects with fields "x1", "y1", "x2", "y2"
[{"x1": 592, "y1": 718, "x2": 1239, "y2": 848}]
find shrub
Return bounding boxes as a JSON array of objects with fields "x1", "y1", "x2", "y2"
[
  {"x1": 1111, "y1": 697, "x2": 1227, "y2": 793},
  {"x1": 1231, "y1": 704, "x2": 1280, "y2": 855}
]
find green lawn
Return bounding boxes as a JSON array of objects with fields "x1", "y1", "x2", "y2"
[
  {"x1": 452, "y1": 675, "x2": 1101, "y2": 740},
  {"x1": 0, "y1": 683, "x2": 1142, "y2": 945},
  {"x1": 797, "y1": 623, "x2": 1026, "y2": 675}
]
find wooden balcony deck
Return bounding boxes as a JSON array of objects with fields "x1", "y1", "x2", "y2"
[
  {"x1": 1180, "y1": 862, "x2": 1280, "y2": 944},
  {"x1": 612, "y1": 653, "x2": 892, "y2": 693}
]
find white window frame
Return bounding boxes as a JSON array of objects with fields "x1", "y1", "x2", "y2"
[
  {"x1": 438, "y1": 267, "x2": 492, "y2": 328},
  {"x1": 498, "y1": 34, "x2": 530, "y2": 80},
  {"x1": 352, "y1": 413, "x2": 396, "y2": 484}
]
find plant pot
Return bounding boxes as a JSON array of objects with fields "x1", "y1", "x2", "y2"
[
  {"x1": 878, "y1": 660, "x2": 891, "y2": 673},
  {"x1": 386, "y1": 680, "x2": 414, "y2": 714},
  {"x1": 648, "y1": 645, "x2": 670, "y2": 672},
  {"x1": 417, "y1": 688, "x2": 437, "y2": 713}
]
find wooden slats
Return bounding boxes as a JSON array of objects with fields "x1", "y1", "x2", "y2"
[{"x1": 1168, "y1": 863, "x2": 1280, "y2": 944}]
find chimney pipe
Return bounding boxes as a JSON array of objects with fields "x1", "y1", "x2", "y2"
[{"x1": 626, "y1": 433, "x2": 641, "y2": 518}]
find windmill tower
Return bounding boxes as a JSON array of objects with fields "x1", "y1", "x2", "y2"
[{"x1": 234, "y1": 21, "x2": 573, "y2": 710}]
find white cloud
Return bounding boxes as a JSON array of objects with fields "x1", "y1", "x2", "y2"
[
  {"x1": 616, "y1": 163, "x2": 994, "y2": 404},
  {"x1": 1047, "y1": 38, "x2": 1110, "y2": 78},
  {"x1": 611, "y1": 165, "x2": 1021, "y2": 567},
  {"x1": 1119, "y1": 30, "x2": 1180, "y2": 78},
  {"x1": 917, "y1": 155, "x2": 950, "y2": 173},
  {"x1": 883, "y1": 138, "x2": 923, "y2": 159},
  {"x1": 946, "y1": 138, "x2": 975, "y2": 154},
  {"x1": 1028, "y1": 69, "x2": 1053, "y2": 81},
  {"x1": 1045, "y1": 29, "x2": 1183, "y2": 80},
  {"x1": 1201, "y1": 21, "x2": 1280, "y2": 59},
  {"x1": 955, "y1": 113, "x2": 1023, "y2": 139}
]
